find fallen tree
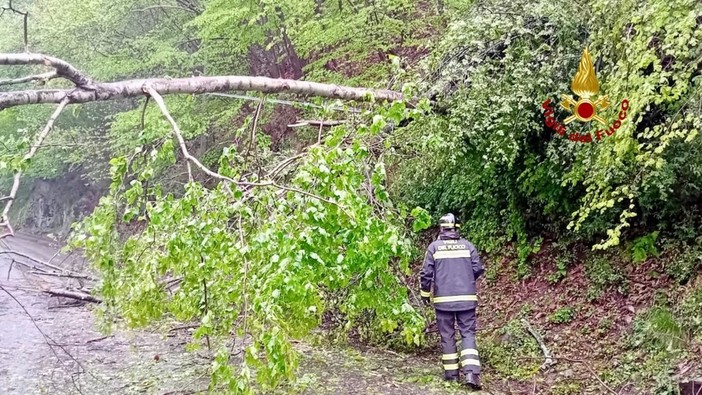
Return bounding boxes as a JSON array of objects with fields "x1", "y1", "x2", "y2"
[{"x1": 0, "y1": 51, "x2": 404, "y2": 239}]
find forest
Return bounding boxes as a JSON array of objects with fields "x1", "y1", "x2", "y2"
[{"x1": 0, "y1": 0, "x2": 701, "y2": 394}]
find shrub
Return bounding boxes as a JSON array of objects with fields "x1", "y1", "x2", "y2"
[
  {"x1": 677, "y1": 287, "x2": 702, "y2": 338},
  {"x1": 585, "y1": 256, "x2": 626, "y2": 300},
  {"x1": 479, "y1": 319, "x2": 541, "y2": 380},
  {"x1": 632, "y1": 306, "x2": 688, "y2": 352},
  {"x1": 549, "y1": 307, "x2": 576, "y2": 324},
  {"x1": 663, "y1": 243, "x2": 702, "y2": 284},
  {"x1": 631, "y1": 231, "x2": 660, "y2": 263}
]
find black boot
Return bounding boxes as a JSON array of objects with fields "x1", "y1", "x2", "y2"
[{"x1": 465, "y1": 372, "x2": 481, "y2": 390}]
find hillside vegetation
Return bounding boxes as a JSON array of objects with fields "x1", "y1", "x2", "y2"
[{"x1": 1, "y1": 0, "x2": 701, "y2": 393}]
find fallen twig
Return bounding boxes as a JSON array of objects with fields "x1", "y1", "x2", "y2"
[
  {"x1": 43, "y1": 288, "x2": 102, "y2": 304},
  {"x1": 86, "y1": 335, "x2": 112, "y2": 344},
  {"x1": 6, "y1": 258, "x2": 14, "y2": 280},
  {"x1": 48, "y1": 302, "x2": 86, "y2": 310},
  {"x1": 29, "y1": 270, "x2": 94, "y2": 281},
  {"x1": 521, "y1": 319, "x2": 556, "y2": 370},
  {"x1": 168, "y1": 323, "x2": 199, "y2": 332},
  {"x1": 0, "y1": 249, "x2": 91, "y2": 278}
]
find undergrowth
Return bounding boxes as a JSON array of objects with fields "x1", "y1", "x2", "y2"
[
  {"x1": 610, "y1": 282, "x2": 702, "y2": 394},
  {"x1": 479, "y1": 319, "x2": 541, "y2": 380}
]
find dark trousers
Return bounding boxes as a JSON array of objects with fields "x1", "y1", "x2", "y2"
[{"x1": 436, "y1": 309, "x2": 480, "y2": 379}]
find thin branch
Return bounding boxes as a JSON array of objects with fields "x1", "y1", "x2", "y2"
[
  {"x1": 266, "y1": 152, "x2": 309, "y2": 179},
  {"x1": 42, "y1": 288, "x2": 102, "y2": 304},
  {"x1": 0, "y1": 54, "x2": 92, "y2": 86},
  {"x1": 271, "y1": 182, "x2": 341, "y2": 208},
  {"x1": 140, "y1": 95, "x2": 150, "y2": 131},
  {"x1": 521, "y1": 319, "x2": 556, "y2": 370},
  {"x1": 240, "y1": 217, "x2": 248, "y2": 337},
  {"x1": 0, "y1": 249, "x2": 88, "y2": 277},
  {"x1": 1, "y1": 1, "x2": 29, "y2": 51},
  {"x1": 28, "y1": 271, "x2": 95, "y2": 281},
  {"x1": 0, "y1": 71, "x2": 56, "y2": 86},
  {"x1": 288, "y1": 119, "x2": 347, "y2": 128},
  {"x1": 169, "y1": 323, "x2": 199, "y2": 332},
  {"x1": 145, "y1": 86, "x2": 348, "y2": 213},
  {"x1": 186, "y1": 161, "x2": 193, "y2": 182},
  {"x1": 202, "y1": 276, "x2": 210, "y2": 350},
  {"x1": 247, "y1": 97, "x2": 264, "y2": 177},
  {"x1": 246, "y1": 97, "x2": 264, "y2": 158},
  {"x1": 1, "y1": 97, "x2": 69, "y2": 239},
  {"x1": 6, "y1": 258, "x2": 14, "y2": 280},
  {"x1": 145, "y1": 86, "x2": 238, "y2": 184},
  {"x1": 86, "y1": 335, "x2": 112, "y2": 344}
]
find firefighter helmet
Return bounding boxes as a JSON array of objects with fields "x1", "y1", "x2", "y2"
[{"x1": 439, "y1": 213, "x2": 458, "y2": 229}]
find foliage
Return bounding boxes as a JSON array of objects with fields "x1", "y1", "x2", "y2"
[
  {"x1": 631, "y1": 231, "x2": 660, "y2": 263},
  {"x1": 68, "y1": 103, "x2": 429, "y2": 392},
  {"x1": 410, "y1": 206, "x2": 432, "y2": 233},
  {"x1": 614, "y1": 289, "x2": 702, "y2": 393},
  {"x1": 618, "y1": 303, "x2": 697, "y2": 394},
  {"x1": 632, "y1": 306, "x2": 688, "y2": 352},
  {"x1": 662, "y1": 241, "x2": 702, "y2": 283},
  {"x1": 479, "y1": 319, "x2": 541, "y2": 380},
  {"x1": 584, "y1": 255, "x2": 626, "y2": 300},
  {"x1": 389, "y1": 0, "x2": 702, "y2": 264},
  {"x1": 549, "y1": 307, "x2": 576, "y2": 324},
  {"x1": 676, "y1": 286, "x2": 702, "y2": 340},
  {"x1": 547, "y1": 248, "x2": 574, "y2": 284}
]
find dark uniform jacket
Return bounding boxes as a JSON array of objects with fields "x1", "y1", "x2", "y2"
[{"x1": 420, "y1": 229, "x2": 484, "y2": 311}]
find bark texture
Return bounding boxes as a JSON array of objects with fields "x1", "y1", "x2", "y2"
[{"x1": 0, "y1": 52, "x2": 403, "y2": 109}]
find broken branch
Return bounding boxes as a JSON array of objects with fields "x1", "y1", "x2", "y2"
[
  {"x1": 145, "y1": 86, "x2": 348, "y2": 213},
  {"x1": 0, "y1": 249, "x2": 87, "y2": 277},
  {"x1": 521, "y1": 319, "x2": 556, "y2": 370},
  {"x1": 1, "y1": 97, "x2": 70, "y2": 239},
  {"x1": 0, "y1": 53, "x2": 92, "y2": 86},
  {"x1": 42, "y1": 288, "x2": 102, "y2": 304},
  {"x1": 0, "y1": 71, "x2": 57, "y2": 86}
]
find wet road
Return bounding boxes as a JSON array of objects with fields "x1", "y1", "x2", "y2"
[{"x1": 0, "y1": 233, "x2": 207, "y2": 395}]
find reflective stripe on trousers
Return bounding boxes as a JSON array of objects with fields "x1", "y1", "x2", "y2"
[{"x1": 436, "y1": 309, "x2": 480, "y2": 375}]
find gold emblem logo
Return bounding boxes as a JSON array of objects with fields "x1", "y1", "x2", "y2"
[
  {"x1": 560, "y1": 48, "x2": 611, "y2": 125},
  {"x1": 542, "y1": 47, "x2": 630, "y2": 143}
]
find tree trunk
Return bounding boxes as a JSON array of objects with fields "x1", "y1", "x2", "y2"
[{"x1": 0, "y1": 74, "x2": 402, "y2": 109}]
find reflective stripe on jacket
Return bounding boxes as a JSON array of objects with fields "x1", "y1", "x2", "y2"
[{"x1": 420, "y1": 230, "x2": 484, "y2": 311}]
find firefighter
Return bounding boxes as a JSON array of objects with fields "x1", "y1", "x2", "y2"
[{"x1": 420, "y1": 213, "x2": 484, "y2": 390}]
